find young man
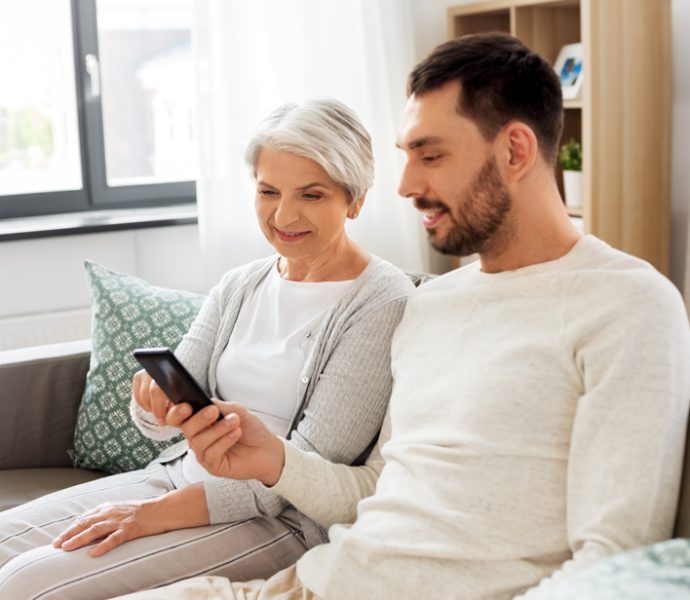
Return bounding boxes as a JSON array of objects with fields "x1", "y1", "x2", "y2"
[{"x1": 115, "y1": 33, "x2": 690, "y2": 600}]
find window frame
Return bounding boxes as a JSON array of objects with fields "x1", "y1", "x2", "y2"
[{"x1": 0, "y1": 0, "x2": 196, "y2": 221}]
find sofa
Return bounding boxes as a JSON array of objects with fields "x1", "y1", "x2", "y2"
[
  {"x1": 0, "y1": 340, "x2": 104, "y2": 511},
  {"x1": 2, "y1": 338, "x2": 690, "y2": 538}
]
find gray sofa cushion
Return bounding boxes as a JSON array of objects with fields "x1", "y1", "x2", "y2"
[
  {"x1": 0, "y1": 468, "x2": 106, "y2": 512},
  {"x1": 0, "y1": 340, "x2": 91, "y2": 470}
]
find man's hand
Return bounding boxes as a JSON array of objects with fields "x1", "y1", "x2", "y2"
[
  {"x1": 167, "y1": 401, "x2": 286, "y2": 486},
  {"x1": 53, "y1": 484, "x2": 210, "y2": 557}
]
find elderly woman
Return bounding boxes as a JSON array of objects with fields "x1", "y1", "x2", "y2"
[{"x1": 0, "y1": 99, "x2": 413, "y2": 599}]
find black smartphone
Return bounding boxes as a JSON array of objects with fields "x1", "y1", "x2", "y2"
[{"x1": 133, "y1": 347, "x2": 213, "y2": 414}]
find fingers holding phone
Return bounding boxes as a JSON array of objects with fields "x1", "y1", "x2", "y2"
[
  {"x1": 130, "y1": 348, "x2": 286, "y2": 482},
  {"x1": 132, "y1": 369, "x2": 173, "y2": 425},
  {"x1": 133, "y1": 348, "x2": 215, "y2": 428},
  {"x1": 164, "y1": 401, "x2": 213, "y2": 428},
  {"x1": 179, "y1": 401, "x2": 285, "y2": 485}
]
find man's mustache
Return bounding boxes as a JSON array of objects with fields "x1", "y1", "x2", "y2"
[{"x1": 413, "y1": 198, "x2": 449, "y2": 212}]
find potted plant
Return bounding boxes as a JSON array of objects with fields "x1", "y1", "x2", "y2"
[{"x1": 559, "y1": 138, "x2": 582, "y2": 209}]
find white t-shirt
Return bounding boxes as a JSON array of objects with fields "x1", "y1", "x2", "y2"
[{"x1": 182, "y1": 262, "x2": 354, "y2": 484}]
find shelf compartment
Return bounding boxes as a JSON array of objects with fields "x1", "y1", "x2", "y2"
[
  {"x1": 448, "y1": 8, "x2": 510, "y2": 38},
  {"x1": 513, "y1": 4, "x2": 580, "y2": 64}
]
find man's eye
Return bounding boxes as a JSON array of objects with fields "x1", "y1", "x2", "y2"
[
  {"x1": 422, "y1": 154, "x2": 441, "y2": 163},
  {"x1": 258, "y1": 190, "x2": 277, "y2": 196}
]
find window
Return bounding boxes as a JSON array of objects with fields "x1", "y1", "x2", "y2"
[
  {"x1": 0, "y1": 2, "x2": 83, "y2": 197},
  {"x1": 0, "y1": 0, "x2": 196, "y2": 220}
]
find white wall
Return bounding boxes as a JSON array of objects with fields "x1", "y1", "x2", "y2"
[
  {"x1": 0, "y1": 224, "x2": 204, "y2": 348},
  {"x1": 410, "y1": 0, "x2": 690, "y2": 293},
  {"x1": 0, "y1": 225, "x2": 203, "y2": 318},
  {"x1": 411, "y1": 0, "x2": 461, "y2": 58}
]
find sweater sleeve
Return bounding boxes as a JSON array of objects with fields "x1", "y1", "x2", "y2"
[
  {"x1": 268, "y1": 410, "x2": 390, "y2": 529},
  {"x1": 129, "y1": 396, "x2": 180, "y2": 441},
  {"x1": 174, "y1": 276, "x2": 230, "y2": 391},
  {"x1": 517, "y1": 275, "x2": 690, "y2": 598},
  {"x1": 203, "y1": 295, "x2": 408, "y2": 525}
]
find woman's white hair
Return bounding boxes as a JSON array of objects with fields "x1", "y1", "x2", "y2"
[{"x1": 244, "y1": 98, "x2": 374, "y2": 202}]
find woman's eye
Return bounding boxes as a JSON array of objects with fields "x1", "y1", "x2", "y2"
[
  {"x1": 258, "y1": 189, "x2": 277, "y2": 197},
  {"x1": 303, "y1": 193, "x2": 322, "y2": 201}
]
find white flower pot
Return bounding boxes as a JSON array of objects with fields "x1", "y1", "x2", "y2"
[{"x1": 563, "y1": 170, "x2": 583, "y2": 209}]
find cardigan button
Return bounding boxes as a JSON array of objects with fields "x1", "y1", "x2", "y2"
[{"x1": 300, "y1": 376, "x2": 309, "y2": 384}]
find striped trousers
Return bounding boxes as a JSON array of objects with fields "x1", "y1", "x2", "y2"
[{"x1": 0, "y1": 460, "x2": 308, "y2": 600}]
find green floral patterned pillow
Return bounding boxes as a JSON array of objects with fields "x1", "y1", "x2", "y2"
[
  {"x1": 541, "y1": 538, "x2": 690, "y2": 599},
  {"x1": 69, "y1": 260, "x2": 206, "y2": 474}
]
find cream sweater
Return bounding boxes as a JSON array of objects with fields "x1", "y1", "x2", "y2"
[{"x1": 271, "y1": 236, "x2": 690, "y2": 600}]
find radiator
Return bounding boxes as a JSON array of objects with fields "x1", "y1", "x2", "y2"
[{"x1": 0, "y1": 308, "x2": 92, "y2": 351}]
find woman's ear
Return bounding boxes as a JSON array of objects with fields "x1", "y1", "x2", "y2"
[
  {"x1": 348, "y1": 194, "x2": 366, "y2": 219},
  {"x1": 499, "y1": 122, "x2": 539, "y2": 183}
]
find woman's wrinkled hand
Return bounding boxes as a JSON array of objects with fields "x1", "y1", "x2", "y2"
[
  {"x1": 132, "y1": 369, "x2": 174, "y2": 426},
  {"x1": 52, "y1": 500, "x2": 162, "y2": 557}
]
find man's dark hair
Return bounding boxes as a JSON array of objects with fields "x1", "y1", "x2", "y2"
[{"x1": 408, "y1": 33, "x2": 564, "y2": 165}]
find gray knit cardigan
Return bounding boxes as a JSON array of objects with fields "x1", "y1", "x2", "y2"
[{"x1": 131, "y1": 254, "x2": 413, "y2": 547}]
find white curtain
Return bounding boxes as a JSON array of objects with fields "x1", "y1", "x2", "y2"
[{"x1": 193, "y1": 0, "x2": 431, "y2": 289}]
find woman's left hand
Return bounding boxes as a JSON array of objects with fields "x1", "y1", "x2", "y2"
[
  {"x1": 52, "y1": 484, "x2": 210, "y2": 557},
  {"x1": 52, "y1": 500, "x2": 162, "y2": 557}
]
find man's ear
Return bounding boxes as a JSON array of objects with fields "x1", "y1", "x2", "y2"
[{"x1": 498, "y1": 122, "x2": 539, "y2": 183}]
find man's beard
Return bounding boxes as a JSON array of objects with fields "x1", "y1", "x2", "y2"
[{"x1": 415, "y1": 157, "x2": 513, "y2": 257}]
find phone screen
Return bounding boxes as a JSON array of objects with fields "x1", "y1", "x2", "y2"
[{"x1": 133, "y1": 348, "x2": 213, "y2": 414}]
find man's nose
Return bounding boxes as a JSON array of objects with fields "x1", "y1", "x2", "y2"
[{"x1": 398, "y1": 161, "x2": 425, "y2": 200}]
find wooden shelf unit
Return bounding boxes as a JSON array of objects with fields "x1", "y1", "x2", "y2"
[{"x1": 447, "y1": 0, "x2": 671, "y2": 274}]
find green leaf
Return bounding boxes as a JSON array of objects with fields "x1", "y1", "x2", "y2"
[{"x1": 559, "y1": 138, "x2": 582, "y2": 171}]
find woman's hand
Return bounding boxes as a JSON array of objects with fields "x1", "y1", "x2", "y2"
[
  {"x1": 53, "y1": 500, "x2": 163, "y2": 557},
  {"x1": 168, "y1": 401, "x2": 286, "y2": 486},
  {"x1": 132, "y1": 369, "x2": 174, "y2": 426},
  {"x1": 52, "y1": 484, "x2": 210, "y2": 557}
]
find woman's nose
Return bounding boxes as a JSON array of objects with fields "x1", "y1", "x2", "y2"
[{"x1": 273, "y1": 196, "x2": 300, "y2": 226}]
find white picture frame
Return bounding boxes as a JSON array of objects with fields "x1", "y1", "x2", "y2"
[{"x1": 553, "y1": 43, "x2": 583, "y2": 100}]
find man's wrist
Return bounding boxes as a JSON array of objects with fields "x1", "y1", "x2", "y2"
[{"x1": 261, "y1": 436, "x2": 286, "y2": 487}]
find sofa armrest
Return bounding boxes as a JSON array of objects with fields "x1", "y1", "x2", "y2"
[
  {"x1": 0, "y1": 340, "x2": 91, "y2": 469},
  {"x1": 674, "y1": 416, "x2": 690, "y2": 537}
]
